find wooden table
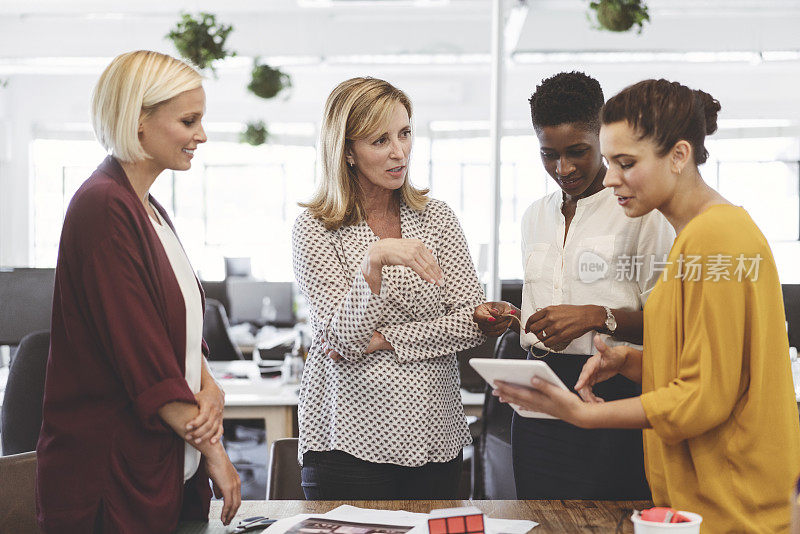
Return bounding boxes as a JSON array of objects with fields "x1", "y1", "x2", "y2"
[{"x1": 177, "y1": 499, "x2": 653, "y2": 533}]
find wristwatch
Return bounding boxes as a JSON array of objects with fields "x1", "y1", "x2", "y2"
[{"x1": 602, "y1": 306, "x2": 617, "y2": 334}]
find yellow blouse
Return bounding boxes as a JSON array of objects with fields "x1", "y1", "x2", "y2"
[{"x1": 640, "y1": 205, "x2": 800, "y2": 533}]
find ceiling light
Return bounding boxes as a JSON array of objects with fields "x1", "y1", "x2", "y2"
[
  {"x1": 325, "y1": 54, "x2": 490, "y2": 65},
  {"x1": 299, "y1": 0, "x2": 447, "y2": 7},
  {"x1": 512, "y1": 50, "x2": 799, "y2": 64}
]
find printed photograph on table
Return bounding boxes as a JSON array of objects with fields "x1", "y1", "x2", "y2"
[{"x1": 285, "y1": 518, "x2": 414, "y2": 534}]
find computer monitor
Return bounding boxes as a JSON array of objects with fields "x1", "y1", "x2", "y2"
[
  {"x1": 200, "y1": 279, "x2": 230, "y2": 317},
  {"x1": 0, "y1": 268, "x2": 55, "y2": 346},
  {"x1": 226, "y1": 279, "x2": 295, "y2": 326},
  {"x1": 224, "y1": 257, "x2": 252, "y2": 279}
]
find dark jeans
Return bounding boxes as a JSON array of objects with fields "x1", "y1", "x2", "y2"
[
  {"x1": 512, "y1": 349, "x2": 651, "y2": 500},
  {"x1": 301, "y1": 449, "x2": 463, "y2": 500}
]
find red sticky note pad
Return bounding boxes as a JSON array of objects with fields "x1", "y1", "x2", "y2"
[
  {"x1": 465, "y1": 514, "x2": 484, "y2": 532},
  {"x1": 446, "y1": 516, "x2": 466, "y2": 533},
  {"x1": 428, "y1": 518, "x2": 448, "y2": 534},
  {"x1": 427, "y1": 507, "x2": 485, "y2": 534}
]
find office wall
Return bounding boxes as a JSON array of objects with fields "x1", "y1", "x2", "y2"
[
  {"x1": 2, "y1": 3, "x2": 800, "y2": 266},
  {"x1": 4, "y1": 62, "x2": 800, "y2": 267}
]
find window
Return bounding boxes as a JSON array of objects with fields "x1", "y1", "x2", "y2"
[
  {"x1": 706, "y1": 137, "x2": 799, "y2": 241},
  {"x1": 30, "y1": 138, "x2": 315, "y2": 281},
  {"x1": 29, "y1": 134, "x2": 800, "y2": 284},
  {"x1": 428, "y1": 134, "x2": 551, "y2": 280}
]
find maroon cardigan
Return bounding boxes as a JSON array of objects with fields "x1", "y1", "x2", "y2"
[{"x1": 36, "y1": 156, "x2": 212, "y2": 533}]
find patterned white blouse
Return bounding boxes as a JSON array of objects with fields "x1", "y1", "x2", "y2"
[{"x1": 292, "y1": 198, "x2": 486, "y2": 467}]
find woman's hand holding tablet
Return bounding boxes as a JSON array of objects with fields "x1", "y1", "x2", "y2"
[{"x1": 469, "y1": 358, "x2": 571, "y2": 419}]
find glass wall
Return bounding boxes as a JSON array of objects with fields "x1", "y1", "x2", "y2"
[
  {"x1": 31, "y1": 138, "x2": 315, "y2": 280},
  {"x1": 30, "y1": 134, "x2": 800, "y2": 283}
]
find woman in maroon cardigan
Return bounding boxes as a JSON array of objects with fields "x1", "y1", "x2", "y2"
[{"x1": 36, "y1": 51, "x2": 241, "y2": 533}]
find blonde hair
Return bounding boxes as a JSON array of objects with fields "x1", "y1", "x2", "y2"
[
  {"x1": 91, "y1": 50, "x2": 203, "y2": 162},
  {"x1": 302, "y1": 77, "x2": 429, "y2": 230}
]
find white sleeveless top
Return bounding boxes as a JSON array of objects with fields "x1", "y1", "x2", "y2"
[{"x1": 148, "y1": 204, "x2": 203, "y2": 481}]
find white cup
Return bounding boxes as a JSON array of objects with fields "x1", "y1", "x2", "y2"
[{"x1": 631, "y1": 511, "x2": 702, "y2": 534}]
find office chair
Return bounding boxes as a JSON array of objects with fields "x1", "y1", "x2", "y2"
[
  {"x1": 266, "y1": 438, "x2": 304, "y2": 500},
  {"x1": 783, "y1": 284, "x2": 800, "y2": 349},
  {"x1": 203, "y1": 299, "x2": 245, "y2": 361},
  {"x1": 1, "y1": 331, "x2": 49, "y2": 455},
  {"x1": 457, "y1": 339, "x2": 495, "y2": 394},
  {"x1": 200, "y1": 280, "x2": 231, "y2": 319},
  {"x1": 472, "y1": 329, "x2": 527, "y2": 499},
  {"x1": 0, "y1": 451, "x2": 38, "y2": 534}
]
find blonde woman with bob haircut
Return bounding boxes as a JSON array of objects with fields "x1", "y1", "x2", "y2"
[
  {"x1": 37, "y1": 50, "x2": 240, "y2": 534},
  {"x1": 292, "y1": 77, "x2": 486, "y2": 499}
]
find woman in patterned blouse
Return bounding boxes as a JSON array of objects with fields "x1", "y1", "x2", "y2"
[{"x1": 292, "y1": 77, "x2": 486, "y2": 500}]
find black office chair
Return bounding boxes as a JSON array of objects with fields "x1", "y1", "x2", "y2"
[
  {"x1": 471, "y1": 329, "x2": 527, "y2": 499},
  {"x1": 783, "y1": 284, "x2": 800, "y2": 349},
  {"x1": 1, "y1": 331, "x2": 49, "y2": 455},
  {"x1": 0, "y1": 451, "x2": 39, "y2": 534},
  {"x1": 200, "y1": 280, "x2": 231, "y2": 320},
  {"x1": 203, "y1": 299, "x2": 245, "y2": 361},
  {"x1": 457, "y1": 338, "x2": 495, "y2": 394},
  {"x1": 266, "y1": 438, "x2": 304, "y2": 500}
]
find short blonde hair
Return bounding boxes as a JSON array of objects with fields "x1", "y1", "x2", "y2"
[
  {"x1": 91, "y1": 50, "x2": 202, "y2": 162},
  {"x1": 301, "y1": 77, "x2": 429, "y2": 230}
]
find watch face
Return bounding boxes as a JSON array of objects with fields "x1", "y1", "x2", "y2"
[{"x1": 605, "y1": 309, "x2": 617, "y2": 332}]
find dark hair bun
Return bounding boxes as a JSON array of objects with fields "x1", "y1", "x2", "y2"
[
  {"x1": 602, "y1": 79, "x2": 721, "y2": 166},
  {"x1": 695, "y1": 89, "x2": 721, "y2": 136}
]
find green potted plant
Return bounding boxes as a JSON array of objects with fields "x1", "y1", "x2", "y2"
[
  {"x1": 240, "y1": 120, "x2": 269, "y2": 146},
  {"x1": 589, "y1": 0, "x2": 650, "y2": 33},
  {"x1": 247, "y1": 60, "x2": 292, "y2": 100},
  {"x1": 166, "y1": 12, "x2": 235, "y2": 74}
]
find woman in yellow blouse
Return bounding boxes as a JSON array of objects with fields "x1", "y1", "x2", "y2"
[{"x1": 494, "y1": 78, "x2": 800, "y2": 533}]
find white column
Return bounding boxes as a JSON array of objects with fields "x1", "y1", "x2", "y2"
[
  {"x1": 0, "y1": 78, "x2": 33, "y2": 267},
  {"x1": 487, "y1": 0, "x2": 505, "y2": 302}
]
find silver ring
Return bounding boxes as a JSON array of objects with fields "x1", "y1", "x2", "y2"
[{"x1": 541, "y1": 329, "x2": 547, "y2": 338}]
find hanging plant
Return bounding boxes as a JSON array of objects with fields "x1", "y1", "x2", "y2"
[
  {"x1": 247, "y1": 61, "x2": 292, "y2": 100},
  {"x1": 589, "y1": 0, "x2": 650, "y2": 33},
  {"x1": 166, "y1": 12, "x2": 235, "y2": 74},
  {"x1": 240, "y1": 120, "x2": 269, "y2": 146}
]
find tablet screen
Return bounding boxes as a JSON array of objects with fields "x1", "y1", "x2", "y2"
[{"x1": 469, "y1": 358, "x2": 569, "y2": 419}]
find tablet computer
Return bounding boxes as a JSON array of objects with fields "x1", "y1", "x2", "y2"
[{"x1": 468, "y1": 358, "x2": 570, "y2": 419}]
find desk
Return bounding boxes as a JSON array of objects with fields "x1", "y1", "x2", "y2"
[
  {"x1": 221, "y1": 378, "x2": 298, "y2": 457},
  {"x1": 178, "y1": 499, "x2": 653, "y2": 533}
]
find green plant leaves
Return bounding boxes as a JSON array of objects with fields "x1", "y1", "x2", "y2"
[
  {"x1": 166, "y1": 11, "x2": 293, "y2": 146},
  {"x1": 166, "y1": 12, "x2": 235, "y2": 74},
  {"x1": 588, "y1": 0, "x2": 650, "y2": 33},
  {"x1": 248, "y1": 61, "x2": 292, "y2": 100},
  {"x1": 240, "y1": 120, "x2": 269, "y2": 146}
]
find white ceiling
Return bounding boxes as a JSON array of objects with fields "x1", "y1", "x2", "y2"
[
  {"x1": 2, "y1": 0, "x2": 799, "y2": 58},
  {"x1": 0, "y1": 0, "x2": 799, "y2": 130}
]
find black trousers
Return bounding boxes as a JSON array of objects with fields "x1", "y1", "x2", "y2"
[
  {"x1": 301, "y1": 449, "x2": 463, "y2": 500},
  {"x1": 511, "y1": 349, "x2": 651, "y2": 500}
]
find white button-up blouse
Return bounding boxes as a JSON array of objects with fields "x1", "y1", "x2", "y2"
[
  {"x1": 292, "y1": 198, "x2": 486, "y2": 467},
  {"x1": 520, "y1": 186, "x2": 675, "y2": 355}
]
